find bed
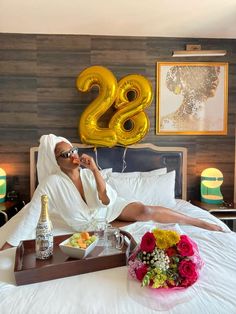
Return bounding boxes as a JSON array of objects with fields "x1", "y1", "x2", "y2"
[{"x1": 0, "y1": 143, "x2": 236, "y2": 314}]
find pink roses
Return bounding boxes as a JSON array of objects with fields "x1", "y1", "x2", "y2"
[
  {"x1": 135, "y1": 264, "x2": 148, "y2": 281},
  {"x1": 140, "y1": 231, "x2": 156, "y2": 252},
  {"x1": 128, "y1": 228, "x2": 203, "y2": 290},
  {"x1": 178, "y1": 260, "x2": 198, "y2": 287},
  {"x1": 177, "y1": 235, "x2": 194, "y2": 256}
]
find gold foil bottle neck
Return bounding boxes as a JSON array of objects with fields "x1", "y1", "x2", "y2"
[
  {"x1": 41, "y1": 194, "x2": 48, "y2": 206},
  {"x1": 40, "y1": 194, "x2": 49, "y2": 221}
]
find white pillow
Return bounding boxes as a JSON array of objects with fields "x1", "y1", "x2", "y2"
[
  {"x1": 100, "y1": 168, "x2": 113, "y2": 180},
  {"x1": 107, "y1": 170, "x2": 176, "y2": 208},
  {"x1": 107, "y1": 167, "x2": 167, "y2": 179}
]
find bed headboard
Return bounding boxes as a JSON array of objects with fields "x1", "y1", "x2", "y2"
[{"x1": 30, "y1": 143, "x2": 187, "y2": 200}]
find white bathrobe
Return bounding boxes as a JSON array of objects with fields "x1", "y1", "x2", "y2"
[
  {"x1": 6, "y1": 169, "x2": 128, "y2": 246},
  {"x1": 4, "y1": 134, "x2": 129, "y2": 246}
]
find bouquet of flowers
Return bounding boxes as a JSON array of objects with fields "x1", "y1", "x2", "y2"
[{"x1": 128, "y1": 228, "x2": 203, "y2": 289}]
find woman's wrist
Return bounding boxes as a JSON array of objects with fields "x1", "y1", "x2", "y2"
[{"x1": 91, "y1": 168, "x2": 100, "y2": 175}]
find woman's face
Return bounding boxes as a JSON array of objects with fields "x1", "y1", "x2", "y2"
[
  {"x1": 179, "y1": 66, "x2": 220, "y2": 98},
  {"x1": 55, "y1": 141, "x2": 80, "y2": 170}
]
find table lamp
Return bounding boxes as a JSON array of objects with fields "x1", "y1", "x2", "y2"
[
  {"x1": 0, "y1": 168, "x2": 6, "y2": 203},
  {"x1": 201, "y1": 168, "x2": 223, "y2": 204}
]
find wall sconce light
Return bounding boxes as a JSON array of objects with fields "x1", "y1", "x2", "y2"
[
  {"x1": 172, "y1": 44, "x2": 227, "y2": 57},
  {"x1": 0, "y1": 168, "x2": 7, "y2": 203},
  {"x1": 201, "y1": 168, "x2": 223, "y2": 204}
]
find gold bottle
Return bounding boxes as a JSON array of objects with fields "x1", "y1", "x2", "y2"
[{"x1": 35, "y1": 195, "x2": 53, "y2": 259}]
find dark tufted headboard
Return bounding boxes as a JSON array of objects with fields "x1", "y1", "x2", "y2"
[{"x1": 30, "y1": 143, "x2": 187, "y2": 200}]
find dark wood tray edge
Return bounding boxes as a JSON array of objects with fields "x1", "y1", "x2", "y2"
[{"x1": 14, "y1": 230, "x2": 137, "y2": 286}]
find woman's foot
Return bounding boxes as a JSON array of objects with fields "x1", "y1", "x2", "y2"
[
  {"x1": 194, "y1": 219, "x2": 223, "y2": 231},
  {"x1": 0, "y1": 242, "x2": 14, "y2": 251}
]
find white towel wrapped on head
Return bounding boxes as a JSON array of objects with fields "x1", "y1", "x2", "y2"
[{"x1": 37, "y1": 134, "x2": 71, "y2": 184}]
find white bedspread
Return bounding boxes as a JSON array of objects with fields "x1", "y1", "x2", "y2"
[{"x1": 0, "y1": 200, "x2": 236, "y2": 314}]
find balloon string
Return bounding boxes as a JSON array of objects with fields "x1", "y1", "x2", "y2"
[
  {"x1": 122, "y1": 147, "x2": 127, "y2": 173},
  {"x1": 94, "y1": 147, "x2": 102, "y2": 170}
]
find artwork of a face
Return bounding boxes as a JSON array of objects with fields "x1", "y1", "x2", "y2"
[
  {"x1": 166, "y1": 66, "x2": 221, "y2": 102},
  {"x1": 156, "y1": 62, "x2": 228, "y2": 135}
]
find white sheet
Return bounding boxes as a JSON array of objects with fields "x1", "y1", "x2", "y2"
[{"x1": 0, "y1": 200, "x2": 235, "y2": 314}]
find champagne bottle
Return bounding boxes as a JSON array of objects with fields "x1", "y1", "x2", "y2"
[{"x1": 35, "y1": 195, "x2": 53, "y2": 259}]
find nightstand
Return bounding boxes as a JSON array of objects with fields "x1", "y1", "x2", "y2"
[
  {"x1": 0, "y1": 200, "x2": 25, "y2": 227},
  {"x1": 192, "y1": 200, "x2": 236, "y2": 230}
]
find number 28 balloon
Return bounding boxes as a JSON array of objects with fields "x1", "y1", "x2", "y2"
[
  {"x1": 76, "y1": 66, "x2": 153, "y2": 147},
  {"x1": 109, "y1": 74, "x2": 153, "y2": 146},
  {"x1": 76, "y1": 66, "x2": 118, "y2": 147}
]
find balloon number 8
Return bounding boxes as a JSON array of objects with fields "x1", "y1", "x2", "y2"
[{"x1": 76, "y1": 66, "x2": 153, "y2": 147}]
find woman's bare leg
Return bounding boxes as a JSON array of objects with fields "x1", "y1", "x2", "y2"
[{"x1": 118, "y1": 202, "x2": 223, "y2": 231}]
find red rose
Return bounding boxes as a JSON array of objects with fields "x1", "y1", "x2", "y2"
[
  {"x1": 140, "y1": 232, "x2": 156, "y2": 252},
  {"x1": 135, "y1": 264, "x2": 148, "y2": 281},
  {"x1": 166, "y1": 247, "x2": 177, "y2": 257},
  {"x1": 177, "y1": 235, "x2": 194, "y2": 256},
  {"x1": 180, "y1": 277, "x2": 198, "y2": 287},
  {"x1": 178, "y1": 260, "x2": 198, "y2": 287}
]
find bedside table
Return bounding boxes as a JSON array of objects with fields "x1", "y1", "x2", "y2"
[
  {"x1": 0, "y1": 200, "x2": 25, "y2": 227},
  {"x1": 192, "y1": 200, "x2": 236, "y2": 230}
]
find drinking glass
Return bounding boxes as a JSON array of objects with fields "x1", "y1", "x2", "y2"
[
  {"x1": 104, "y1": 226, "x2": 124, "y2": 252},
  {"x1": 93, "y1": 218, "x2": 111, "y2": 245}
]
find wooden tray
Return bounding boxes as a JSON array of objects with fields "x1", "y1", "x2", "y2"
[{"x1": 14, "y1": 230, "x2": 136, "y2": 286}]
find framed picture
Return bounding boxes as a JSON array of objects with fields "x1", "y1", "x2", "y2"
[{"x1": 156, "y1": 62, "x2": 228, "y2": 135}]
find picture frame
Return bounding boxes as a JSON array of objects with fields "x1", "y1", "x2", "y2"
[{"x1": 156, "y1": 62, "x2": 228, "y2": 135}]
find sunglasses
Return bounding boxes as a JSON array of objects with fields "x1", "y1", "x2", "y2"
[{"x1": 57, "y1": 147, "x2": 79, "y2": 159}]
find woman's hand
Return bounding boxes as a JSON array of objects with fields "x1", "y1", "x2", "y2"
[{"x1": 79, "y1": 154, "x2": 98, "y2": 172}]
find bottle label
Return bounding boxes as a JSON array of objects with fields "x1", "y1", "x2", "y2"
[{"x1": 35, "y1": 221, "x2": 53, "y2": 260}]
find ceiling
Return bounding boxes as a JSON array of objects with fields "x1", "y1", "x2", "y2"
[{"x1": 0, "y1": 0, "x2": 236, "y2": 39}]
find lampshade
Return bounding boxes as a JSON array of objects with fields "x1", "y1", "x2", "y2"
[
  {"x1": 201, "y1": 168, "x2": 223, "y2": 204},
  {"x1": 0, "y1": 168, "x2": 6, "y2": 203}
]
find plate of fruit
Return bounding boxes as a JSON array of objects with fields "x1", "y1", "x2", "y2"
[{"x1": 59, "y1": 232, "x2": 98, "y2": 259}]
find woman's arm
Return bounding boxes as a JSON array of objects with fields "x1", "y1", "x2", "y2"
[
  {"x1": 80, "y1": 154, "x2": 110, "y2": 205},
  {"x1": 91, "y1": 168, "x2": 110, "y2": 205}
]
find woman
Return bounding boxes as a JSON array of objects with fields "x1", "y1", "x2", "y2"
[
  {"x1": 1, "y1": 134, "x2": 222, "y2": 250},
  {"x1": 160, "y1": 65, "x2": 221, "y2": 131}
]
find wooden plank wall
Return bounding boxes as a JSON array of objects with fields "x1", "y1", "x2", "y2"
[{"x1": 0, "y1": 33, "x2": 235, "y2": 203}]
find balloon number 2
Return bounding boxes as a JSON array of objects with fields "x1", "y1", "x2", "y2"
[{"x1": 76, "y1": 66, "x2": 153, "y2": 147}]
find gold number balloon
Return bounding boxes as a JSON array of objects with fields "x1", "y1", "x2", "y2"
[
  {"x1": 109, "y1": 74, "x2": 153, "y2": 146},
  {"x1": 76, "y1": 66, "x2": 118, "y2": 147}
]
